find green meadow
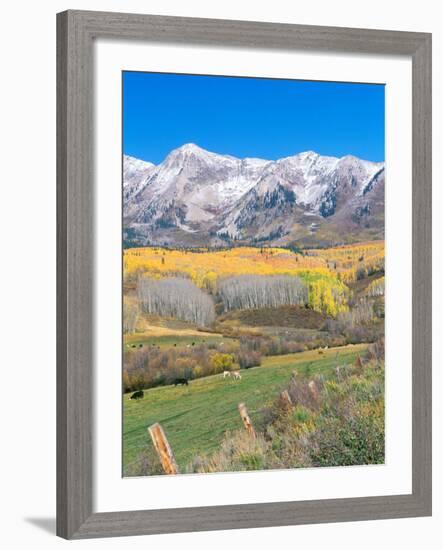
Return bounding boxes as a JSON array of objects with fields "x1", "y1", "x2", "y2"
[{"x1": 123, "y1": 343, "x2": 367, "y2": 473}]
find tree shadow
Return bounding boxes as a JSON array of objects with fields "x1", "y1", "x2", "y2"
[{"x1": 24, "y1": 517, "x2": 56, "y2": 535}]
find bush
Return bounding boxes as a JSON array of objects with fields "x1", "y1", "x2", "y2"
[
  {"x1": 236, "y1": 349, "x2": 262, "y2": 369},
  {"x1": 187, "y1": 431, "x2": 271, "y2": 474},
  {"x1": 125, "y1": 446, "x2": 165, "y2": 477},
  {"x1": 123, "y1": 342, "x2": 240, "y2": 390},
  {"x1": 210, "y1": 353, "x2": 237, "y2": 374},
  {"x1": 309, "y1": 401, "x2": 384, "y2": 466},
  {"x1": 272, "y1": 360, "x2": 385, "y2": 468}
]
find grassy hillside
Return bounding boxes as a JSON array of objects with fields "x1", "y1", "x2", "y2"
[
  {"x1": 123, "y1": 343, "x2": 367, "y2": 474},
  {"x1": 125, "y1": 332, "x2": 223, "y2": 349},
  {"x1": 218, "y1": 305, "x2": 327, "y2": 329}
]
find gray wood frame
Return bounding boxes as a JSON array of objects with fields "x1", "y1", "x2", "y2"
[{"x1": 57, "y1": 9, "x2": 432, "y2": 539}]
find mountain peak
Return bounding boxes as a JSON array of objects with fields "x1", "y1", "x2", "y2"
[
  {"x1": 123, "y1": 154, "x2": 155, "y2": 167},
  {"x1": 340, "y1": 154, "x2": 360, "y2": 162},
  {"x1": 298, "y1": 150, "x2": 318, "y2": 158},
  {"x1": 179, "y1": 142, "x2": 202, "y2": 151},
  {"x1": 165, "y1": 143, "x2": 219, "y2": 164},
  {"x1": 174, "y1": 143, "x2": 207, "y2": 156}
]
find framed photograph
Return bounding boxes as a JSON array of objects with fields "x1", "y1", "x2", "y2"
[{"x1": 57, "y1": 10, "x2": 432, "y2": 539}]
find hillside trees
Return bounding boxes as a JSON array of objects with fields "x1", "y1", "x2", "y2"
[
  {"x1": 365, "y1": 276, "x2": 385, "y2": 297},
  {"x1": 128, "y1": 245, "x2": 385, "y2": 325},
  {"x1": 123, "y1": 302, "x2": 139, "y2": 334},
  {"x1": 138, "y1": 276, "x2": 215, "y2": 327},
  {"x1": 218, "y1": 275, "x2": 308, "y2": 312},
  {"x1": 307, "y1": 278, "x2": 348, "y2": 317}
]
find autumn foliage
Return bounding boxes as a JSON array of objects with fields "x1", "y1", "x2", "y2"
[
  {"x1": 123, "y1": 245, "x2": 363, "y2": 317},
  {"x1": 304, "y1": 241, "x2": 385, "y2": 283}
]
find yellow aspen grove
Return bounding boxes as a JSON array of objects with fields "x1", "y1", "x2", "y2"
[{"x1": 123, "y1": 245, "x2": 365, "y2": 316}]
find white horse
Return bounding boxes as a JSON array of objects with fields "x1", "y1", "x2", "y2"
[
  {"x1": 223, "y1": 370, "x2": 231, "y2": 379},
  {"x1": 232, "y1": 371, "x2": 242, "y2": 380}
]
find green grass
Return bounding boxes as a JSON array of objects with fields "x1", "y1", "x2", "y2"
[
  {"x1": 123, "y1": 343, "x2": 368, "y2": 474},
  {"x1": 125, "y1": 334, "x2": 224, "y2": 349}
]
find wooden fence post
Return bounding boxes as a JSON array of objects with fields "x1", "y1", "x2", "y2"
[
  {"x1": 308, "y1": 380, "x2": 319, "y2": 401},
  {"x1": 148, "y1": 422, "x2": 179, "y2": 475},
  {"x1": 280, "y1": 390, "x2": 293, "y2": 406},
  {"x1": 238, "y1": 402, "x2": 256, "y2": 438}
]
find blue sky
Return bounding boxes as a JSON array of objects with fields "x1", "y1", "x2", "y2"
[{"x1": 123, "y1": 71, "x2": 385, "y2": 164}]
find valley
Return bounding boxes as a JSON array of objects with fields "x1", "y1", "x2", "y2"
[
  {"x1": 123, "y1": 242, "x2": 385, "y2": 475},
  {"x1": 122, "y1": 144, "x2": 385, "y2": 476}
]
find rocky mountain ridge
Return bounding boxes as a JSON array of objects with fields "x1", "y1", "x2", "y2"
[{"x1": 123, "y1": 143, "x2": 385, "y2": 247}]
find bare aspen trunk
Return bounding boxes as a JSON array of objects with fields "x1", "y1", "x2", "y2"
[
  {"x1": 238, "y1": 403, "x2": 256, "y2": 438},
  {"x1": 148, "y1": 423, "x2": 179, "y2": 475}
]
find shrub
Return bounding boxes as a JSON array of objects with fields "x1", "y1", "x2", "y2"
[
  {"x1": 187, "y1": 431, "x2": 270, "y2": 474},
  {"x1": 210, "y1": 353, "x2": 237, "y2": 374},
  {"x1": 287, "y1": 376, "x2": 324, "y2": 411},
  {"x1": 125, "y1": 446, "x2": 165, "y2": 477},
  {"x1": 309, "y1": 401, "x2": 385, "y2": 466},
  {"x1": 123, "y1": 340, "x2": 239, "y2": 390},
  {"x1": 236, "y1": 349, "x2": 262, "y2": 369}
]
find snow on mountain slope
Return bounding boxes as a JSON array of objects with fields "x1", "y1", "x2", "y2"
[
  {"x1": 124, "y1": 144, "x2": 271, "y2": 230},
  {"x1": 123, "y1": 155, "x2": 155, "y2": 203},
  {"x1": 123, "y1": 144, "x2": 385, "y2": 247}
]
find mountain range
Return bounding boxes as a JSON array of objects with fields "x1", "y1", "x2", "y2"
[{"x1": 123, "y1": 143, "x2": 385, "y2": 248}]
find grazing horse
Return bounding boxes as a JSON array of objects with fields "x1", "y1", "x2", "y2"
[
  {"x1": 223, "y1": 370, "x2": 231, "y2": 379},
  {"x1": 130, "y1": 390, "x2": 144, "y2": 400},
  {"x1": 173, "y1": 378, "x2": 189, "y2": 386},
  {"x1": 232, "y1": 371, "x2": 242, "y2": 380}
]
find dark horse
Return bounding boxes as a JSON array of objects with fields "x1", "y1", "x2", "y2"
[
  {"x1": 173, "y1": 378, "x2": 189, "y2": 386},
  {"x1": 130, "y1": 389, "x2": 144, "y2": 400}
]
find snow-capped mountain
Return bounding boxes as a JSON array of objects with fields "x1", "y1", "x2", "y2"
[
  {"x1": 123, "y1": 155, "x2": 155, "y2": 204},
  {"x1": 123, "y1": 144, "x2": 385, "y2": 247}
]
